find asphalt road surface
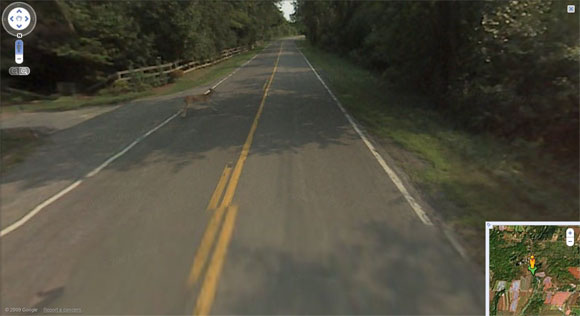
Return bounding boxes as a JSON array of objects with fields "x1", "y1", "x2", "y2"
[{"x1": 1, "y1": 39, "x2": 485, "y2": 315}]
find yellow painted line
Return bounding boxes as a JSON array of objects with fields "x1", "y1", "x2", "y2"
[
  {"x1": 262, "y1": 78, "x2": 268, "y2": 91},
  {"x1": 188, "y1": 43, "x2": 283, "y2": 315},
  {"x1": 186, "y1": 163, "x2": 233, "y2": 286},
  {"x1": 206, "y1": 164, "x2": 232, "y2": 211},
  {"x1": 218, "y1": 43, "x2": 283, "y2": 210},
  {"x1": 186, "y1": 204, "x2": 228, "y2": 287},
  {"x1": 194, "y1": 204, "x2": 239, "y2": 316}
]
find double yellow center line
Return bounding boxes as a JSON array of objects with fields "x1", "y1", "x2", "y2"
[{"x1": 186, "y1": 43, "x2": 283, "y2": 316}]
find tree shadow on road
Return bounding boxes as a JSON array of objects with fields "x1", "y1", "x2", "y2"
[
  {"x1": 212, "y1": 214, "x2": 484, "y2": 315},
  {"x1": 0, "y1": 61, "x2": 359, "y2": 226}
]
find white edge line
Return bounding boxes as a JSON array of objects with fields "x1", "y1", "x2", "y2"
[
  {"x1": 211, "y1": 53, "x2": 256, "y2": 90},
  {"x1": 443, "y1": 227, "x2": 469, "y2": 259},
  {"x1": 1, "y1": 48, "x2": 263, "y2": 238},
  {"x1": 0, "y1": 180, "x2": 83, "y2": 237},
  {"x1": 296, "y1": 46, "x2": 433, "y2": 226},
  {"x1": 209, "y1": 43, "x2": 269, "y2": 91}
]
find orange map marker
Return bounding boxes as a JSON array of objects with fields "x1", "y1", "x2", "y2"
[{"x1": 528, "y1": 255, "x2": 537, "y2": 275}]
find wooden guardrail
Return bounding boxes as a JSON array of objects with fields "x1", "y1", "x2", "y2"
[{"x1": 86, "y1": 46, "x2": 250, "y2": 92}]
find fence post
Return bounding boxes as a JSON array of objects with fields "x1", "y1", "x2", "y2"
[{"x1": 92, "y1": 45, "x2": 248, "y2": 90}]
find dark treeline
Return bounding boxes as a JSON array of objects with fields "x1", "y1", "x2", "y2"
[
  {"x1": 294, "y1": 1, "x2": 579, "y2": 161},
  {"x1": 0, "y1": 0, "x2": 294, "y2": 94}
]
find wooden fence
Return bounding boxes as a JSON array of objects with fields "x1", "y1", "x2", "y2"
[{"x1": 86, "y1": 46, "x2": 250, "y2": 92}]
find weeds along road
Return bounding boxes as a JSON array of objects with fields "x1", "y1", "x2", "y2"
[{"x1": 1, "y1": 39, "x2": 484, "y2": 315}]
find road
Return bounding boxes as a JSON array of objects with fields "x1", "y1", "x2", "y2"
[{"x1": 1, "y1": 39, "x2": 484, "y2": 315}]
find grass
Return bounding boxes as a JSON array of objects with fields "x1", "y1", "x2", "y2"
[
  {"x1": 0, "y1": 128, "x2": 47, "y2": 173},
  {"x1": 153, "y1": 47, "x2": 262, "y2": 96},
  {"x1": 298, "y1": 40, "x2": 579, "y2": 265},
  {"x1": 0, "y1": 46, "x2": 264, "y2": 113}
]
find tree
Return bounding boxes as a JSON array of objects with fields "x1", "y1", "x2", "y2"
[
  {"x1": 294, "y1": 0, "x2": 579, "y2": 160},
  {"x1": 1, "y1": 0, "x2": 288, "y2": 92}
]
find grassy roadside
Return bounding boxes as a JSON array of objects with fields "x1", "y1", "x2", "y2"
[
  {"x1": 152, "y1": 47, "x2": 263, "y2": 97},
  {"x1": 0, "y1": 46, "x2": 264, "y2": 113},
  {"x1": 298, "y1": 41, "x2": 579, "y2": 265},
  {"x1": 0, "y1": 128, "x2": 48, "y2": 173}
]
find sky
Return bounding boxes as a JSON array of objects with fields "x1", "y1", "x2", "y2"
[{"x1": 278, "y1": 0, "x2": 295, "y2": 21}]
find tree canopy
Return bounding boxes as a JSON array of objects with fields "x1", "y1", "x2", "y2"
[
  {"x1": 294, "y1": 0, "x2": 579, "y2": 161},
  {"x1": 0, "y1": 0, "x2": 293, "y2": 93}
]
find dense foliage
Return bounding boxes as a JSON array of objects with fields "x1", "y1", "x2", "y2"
[
  {"x1": 0, "y1": 0, "x2": 293, "y2": 93},
  {"x1": 294, "y1": 1, "x2": 579, "y2": 160}
]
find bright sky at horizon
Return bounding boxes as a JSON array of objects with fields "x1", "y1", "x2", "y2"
[{"x1": 278, "y1": 0, "x2": 295, "y2": 21}]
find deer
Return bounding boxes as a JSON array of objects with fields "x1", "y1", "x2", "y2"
[{"x1": 181, "y1": 88, "x2": 217, "y2": 118}]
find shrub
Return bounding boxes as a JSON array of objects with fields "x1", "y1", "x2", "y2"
[
  {"x1": 111, "y1": 80, "x2": 131, "y2": 94},
  {"x1": 169, "y1": 69, "x2": 185, "y2": 83},
  {"x1": 98, "y1": 80, "x2": 131, "y2": 95}
]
